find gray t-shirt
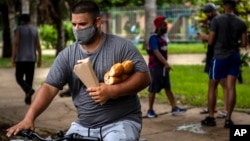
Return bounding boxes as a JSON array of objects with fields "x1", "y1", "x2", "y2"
[
  {"x1": 210, "y1": 14, "x2": 247, "y2": 59},
  {"x1": 15, "y1": 24, "x2": 38, "y2": 62},
  {"x1": 45, "y1": 34, "x2": 149, "y2": 128}
]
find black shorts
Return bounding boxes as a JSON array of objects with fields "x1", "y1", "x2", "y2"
[{"x1": 148, "y1": 67, "x2": 171, "y2": 93}]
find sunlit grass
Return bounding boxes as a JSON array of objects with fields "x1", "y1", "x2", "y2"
[
  {"x1": 137, "y1": 43, "x2": 207, "y2": 55},
  {"x1": 139, "y1": 65, "x2": 250, "y2": 109}
]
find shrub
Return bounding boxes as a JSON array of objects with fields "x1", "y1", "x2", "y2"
[{"x1": 39, "y1": 24, "x2": 58, "y2": 49}]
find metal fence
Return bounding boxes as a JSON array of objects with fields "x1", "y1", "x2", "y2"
[{"x1": 101, "y1": 5, "x2": 200, "y2": 44}]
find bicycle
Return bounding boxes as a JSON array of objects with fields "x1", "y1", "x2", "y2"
[{"x1": 14, "y1": 129, "x2": 101, "y2": 141}]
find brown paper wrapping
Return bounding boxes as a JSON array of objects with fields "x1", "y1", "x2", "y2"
[
  {"x1": 73, "y1": 58, "x2": 99, "y2": 87},
  {"x1": 73, "y1": 58, "x2": 105, "y2": 105}
]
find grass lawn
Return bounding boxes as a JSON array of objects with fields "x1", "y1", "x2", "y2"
[
  {"x1": 137, "y1": 42, "x2": 207, "y2": 55},
  {"x1": 139, "y1": 65, "x2": 250, "y2": 109}
]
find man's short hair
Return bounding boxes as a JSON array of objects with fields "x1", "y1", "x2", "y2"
[
  {"x1": 71, "y1": 0, "x2": 100, "y2": 19},
  {"x1": 223, "y1": 0, "x2": 237, "y2": 7},
  {"x1": 20, "y1": 14, "x2": 30, "y2": 22},
  {"x1": 203, "y1": 3, "x2": 219, "y2": 13}
]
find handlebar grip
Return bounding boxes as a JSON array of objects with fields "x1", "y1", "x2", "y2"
[{"x1": 17, "y1": 130, "x2": 33, "y2": 139}]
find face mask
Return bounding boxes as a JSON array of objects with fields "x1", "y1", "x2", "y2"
[{"x1": 73, "y1": 25, "x2": 96, "y2": 45}]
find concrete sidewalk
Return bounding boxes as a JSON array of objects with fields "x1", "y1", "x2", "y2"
[{"x1": 0, "y1": 57, "x2": 250, "y2": 141}]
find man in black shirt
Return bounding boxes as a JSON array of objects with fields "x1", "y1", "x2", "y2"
[{"x1": 201, "y1": 0, "x2": 247, "y2": 128}]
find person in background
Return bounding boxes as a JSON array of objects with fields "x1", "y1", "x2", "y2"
[
  {"x1": 11, "y1": 14, "x2": 42, "y2": 105},
  {"x1": 201, "y1": 0, "x2": 247, "y2": 128},
  {"x1": 198, "y1": 3, "x2": 228, "y2": 119},
  {"x1": 146, "y1": 16, "x2": 186, "y2": 118},
  {"x1": 7, "y1": 1, "x2": 151, "y2": 140}
]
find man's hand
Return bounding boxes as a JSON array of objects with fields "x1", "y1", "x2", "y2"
[
  {"x1": 198, "y1": 32, "x2": 209, "y2": 42},
  {"x1": 6, "y1": 119, "x2": 35, "y2": 138},
  {"x1": 87, "y1": 83, "x2": 114, "y2": 104},
  {"x1": 37, "y1": 61, "x2": 42, "y2": 68},
  {"x1": 165, "y1": 62, "x2": 172, "y2": 71}
]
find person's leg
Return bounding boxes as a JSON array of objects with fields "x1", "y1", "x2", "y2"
[
  {"x1": 23, "y1": 62, "x2": 35, "y2": 105},
  {"x1": 147, "y1": 68, "x2": 161, "y2": 117},
  {"x1": 102, "y1": 120, "x2": 141, "y2": 141},
  {"x1": 25, "y1": 62, "x2": 35, "y2": 91},
  {"x1": 207, "y1": 79, "x2": 220, "y2": 118},
  {"x1": 148, "y1": 92, "x2": 155, "y2": 111},
  {"x1": 216, "y1": 78, "x2": 228, "y2": 118},
  {"x1": 15, "y1": 62, "x2": 30, "y2": 94},
  {"x1": 202, "y1": 57, "x2": 226, "y2": 126},
  {"x1": 164, "y1": 89, "x2": 176, "y2": 108},
  {"x1": 226, "y1": 75, "x2": 237, "y2": 120},
  {"x1": 163, "y1": 71, "x2": 186, "y2": 115},
  {"x1": 66, "y1": 120, "x2": 141, "y2": 141},
  {"x1": 224, "y1": 52, "x2": 241, "y2": 128}
]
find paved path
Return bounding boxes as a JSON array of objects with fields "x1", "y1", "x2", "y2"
[{"x1": 1, "y1": 52, "x2": 250, "y2": 141}]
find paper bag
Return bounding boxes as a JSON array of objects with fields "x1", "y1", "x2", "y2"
[{"x1": 73, "y1": 58, "x2": 99, "y2": 87}]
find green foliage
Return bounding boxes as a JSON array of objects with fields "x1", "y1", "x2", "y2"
[
  {"x1": 194, "y1": 0, "x2": 250, "y2": 32},
  {"x1": 39, "y1": 25, "x2": 58, "y2": 49},
  {"x1": 64, "y1": 21, "x2": 75, "y2": 45},
  {"x1": 39, "y1": 21, "x2": 75, "y2": 49}
]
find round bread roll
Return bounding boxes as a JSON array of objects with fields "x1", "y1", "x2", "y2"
[
  {"x1": 106, "y1": 76, "x2": 121, "y2": 85},
  {"x1": 122, "y1": 60, "x2": 134, "y2": 74},
  {"x1": 109, "y1": 63, "x2": 124, "y2": 77}
]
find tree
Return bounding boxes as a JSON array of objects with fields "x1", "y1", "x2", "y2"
[
  {"x1": 144, "y1": 0, "x2": 156, "y2": 50},
  {"x1": 0, "y1": 0, "x2": 16, "y2": 58}
]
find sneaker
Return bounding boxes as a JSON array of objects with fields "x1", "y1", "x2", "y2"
[
  {"x1": 146, "y1": 110, "x2": 157, "y2": 118},
  {"x1": 25, "y1": 89, "x2": 35, "y2": 105},
  {"x1": 216, "y1": 111, "x2": 227, "y2": 119},
  {"x1": 172, "y1": 107, "x2": 186, "y2": 116},
  {"x1": 201, "y1": 116, "x2": 216, "y2": 126},
  {"x1": 224, "y1": 119, "x2": 234, "y2": 128}
]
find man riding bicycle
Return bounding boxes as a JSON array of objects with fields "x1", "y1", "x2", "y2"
[{"x1": 6, "y1": 1, "x2": 151, "y2": 141}]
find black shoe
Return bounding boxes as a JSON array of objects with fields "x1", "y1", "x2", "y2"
[
  {"x1": 224, "y1": 119, "x2": 234, "y2": 128},
  {"x1": 201, "y1": 116, "x2": 216, "y2": 126},
  {"x1": 25, "y1": 89, "x2": 35, "y2": 105}
]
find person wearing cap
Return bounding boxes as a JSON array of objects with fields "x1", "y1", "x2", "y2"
[
  {"x1": 199, "y1": 3, "x2": 228, "y2": 120},
  {"x1": 146, "y1": 16, "x2": 186, "y2": 118},
  {"x1": 201, "y1": 0, "x2": 248, "y2": 128}
]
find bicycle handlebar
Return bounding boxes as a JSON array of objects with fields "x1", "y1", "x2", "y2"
[{"x1": 17, "y1": 129, "x2": 101, "y2": 141}]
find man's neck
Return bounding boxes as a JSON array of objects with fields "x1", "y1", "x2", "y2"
[{"x1": 81, "y1": 32, "x2": 104, "y2": 53}]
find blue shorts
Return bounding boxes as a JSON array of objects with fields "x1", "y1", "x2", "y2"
[
  {"x1": 148, "y1": 67, "x2": 171, "y2": 93},
  {"x1": 209, "y1": 52, "x2": 241, "y2": 80}
]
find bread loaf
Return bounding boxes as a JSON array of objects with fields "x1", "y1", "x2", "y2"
[
  {"x1": 104, "y1": 71, "x2": 122, "y2": 85},
  {"x1": 104, "y1": 60, "x2": 134, "y2": 85},
  {"x1": 122, "y1": 60, "x2": 134, "y2": 74},
  {"x1": 109, "y1": 63, "x2": 124, "y2": 77}
]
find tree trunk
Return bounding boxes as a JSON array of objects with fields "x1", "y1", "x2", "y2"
[
  {"x1": 1, "y1": 3, "x2": 16, "y2": 58},
  {"x1": 54, "y1": 0, "x2": 65, "y2": 56},
  {"x1": 144, "y1": 0, "x2": 156, "y2": 50},
  {"x1": 30, "y1": 0, "x2": 39, "y2": 26},
  {"x1": 55, "y1": 19, "x2": 65, "y2": 56}
]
